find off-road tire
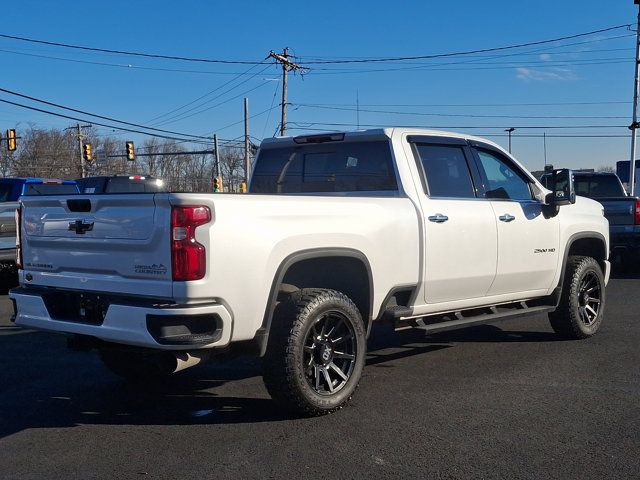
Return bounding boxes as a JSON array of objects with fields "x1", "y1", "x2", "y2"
[
  {"x1": 262, "y1": 288, "x2": 367, "y2": 416},
  {"x1": 549, "y1": 255, "x2": 605, "y2": 339}
]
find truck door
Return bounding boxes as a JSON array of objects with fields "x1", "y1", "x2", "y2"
[
  {"x1": 470, "y1": 145, "x2": 560, "y2": 295},
  {"x1": 410, "y1": 138, "x2": 498, "y2": 304}
]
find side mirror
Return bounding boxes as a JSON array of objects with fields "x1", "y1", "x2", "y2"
[{"x1": 544, "y1": 168, "x2": 576, "y2": 206}]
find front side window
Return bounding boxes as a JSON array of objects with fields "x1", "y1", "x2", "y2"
[
  {"x1": 475, "y1": 149, "x2": 533, "y2": 201},
  {"x1": 414, "y1": 144, "x2": 476, "y2": 198}
]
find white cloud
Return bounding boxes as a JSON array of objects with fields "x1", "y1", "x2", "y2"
[
  {"x1": 539, "y1": 53, "x2": 552, "y2": 61},
  {"x1": 516, "y1": 67, "x2": 577, "y2": 82}
]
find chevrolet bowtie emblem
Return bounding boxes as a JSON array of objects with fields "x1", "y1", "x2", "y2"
[{"x1": 68, "y1": 219, "x2": 94, "y2": 234}]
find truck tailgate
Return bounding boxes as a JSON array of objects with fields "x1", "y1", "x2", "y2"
[
  {"x1": 598, "y1": 197, "x2": 636, "y2": 226},
  {"x1": 19, "y1": 194, "x2": 173, "y2": 298}
]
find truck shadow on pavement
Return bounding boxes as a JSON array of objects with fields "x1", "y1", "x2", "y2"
[{"x1": 0, "y1": 319, "x2": 559, "y2": 438}]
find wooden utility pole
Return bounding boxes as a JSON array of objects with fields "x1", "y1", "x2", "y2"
[
  {"x1": 66, "y1": 123, "x2": 91, "y2": 178},
  {"x1": 268, "y1": 48, "x2": 305, "y2": 136},
  {"x1": 213, "y1": 133, "x2": 220, "y2": 178},
  {"x1": 77, "y1": 123, "x2": 85, "y2": 178},
  {"x1": 244, "y1": 97, "x2": 250, "y2": 184}
]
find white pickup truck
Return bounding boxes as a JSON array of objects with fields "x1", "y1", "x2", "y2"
[{"x1": 11, "y1": 128, "x2": 610, "y2": 415}]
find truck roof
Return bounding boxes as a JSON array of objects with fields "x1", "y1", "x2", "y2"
[
  {"x1": 0, "y1": 177, "x2": 77, "y2": 184},
  {"x1": 260, "y1": 127, "x2": 508, "y2": 153}
]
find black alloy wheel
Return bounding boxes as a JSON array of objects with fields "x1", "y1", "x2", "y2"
[
  {"x1": 576, "y1": 270, "x2": 602, "y2": 327},
  {"x1": 303, "y1": 311, "x2": 357, "y2": 395}
]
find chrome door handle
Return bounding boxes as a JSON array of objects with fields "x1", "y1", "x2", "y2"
[
  {"x1": 499, "y1": 214, "x2": 516, "y2": 222},
  {"x1": 428, "y1": 214, "x2": 449, "y2": 223}
]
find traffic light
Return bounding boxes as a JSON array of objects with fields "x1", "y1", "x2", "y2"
[
  {"x1": 239, "y1": 182, "x2": 247, "y2": 193},
  {"x1": 82, "y1": 143, "x2": 93, "y2": 162},
  {"x1": 125, "y1": 141, "x2": 135, "y2": 161},
  {"x1": 213, "y1": 176, "x2": 222, "y2": 192},
  {"x1": 6, "y1": 129, "x2": 16, "y2": 152}
]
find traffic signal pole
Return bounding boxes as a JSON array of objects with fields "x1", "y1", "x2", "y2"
[
  {"x1": 244, "y1": 97, "x2": 250, "y2": 186},
  {"x1": 77, "y1": 123, "x2": 86, "y2": 178}
]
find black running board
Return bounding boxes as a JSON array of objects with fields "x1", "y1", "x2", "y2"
[{"x1": 394, "y1": 303, "x2": 555, "y2": 334}]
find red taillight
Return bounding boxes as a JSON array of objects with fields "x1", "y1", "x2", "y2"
[
  {"x1": 171, "y1": 205, "x2": 211, "y2": 281},
  {"x1": 635, "y1": 199, "x2": 640, "y2": 225},
  {"x1": 15, "y1": 207, "x2": 22, "y2": 268}
]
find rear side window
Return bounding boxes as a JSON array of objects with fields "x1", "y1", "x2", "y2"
[
  {"x1": 413, "y1": 144, "x2": 476, "y2": 198},
  {"x1": 251, "y1": 141, "x2": 398, "y2": 194}
]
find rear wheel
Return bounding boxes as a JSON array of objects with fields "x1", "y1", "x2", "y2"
[
  {"x1": 549, "y1": 256, "x2": 605, "y2": 339},
  {"x1": 262, "y1": 288, "x2": 366, "y2": 416}
]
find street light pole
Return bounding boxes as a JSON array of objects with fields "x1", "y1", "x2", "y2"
[{"x1": 505, "y1": 127, "x2": 516, "y2": 153}]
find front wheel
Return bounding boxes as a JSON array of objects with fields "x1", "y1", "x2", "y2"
[
  {"x1": 262, "y1": 288, "x2": 367, "y2": 416},
  {"x1": 549, "y1": 256, "x2": 605, "y2": 339}
]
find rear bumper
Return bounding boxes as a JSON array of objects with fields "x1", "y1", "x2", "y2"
[
  {"x1": 610, "y1": 225, "x2": 640, "y2": 253},
  {"x1": 9, "y1": 287, "x2": 233, "y2": 350},
  {"x1": 0, "y1": 248, "x2": 15, "y2": 262}
]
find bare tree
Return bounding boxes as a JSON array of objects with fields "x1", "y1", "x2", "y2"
[
  {"x1": 219, "y1": 147, "x2": 245, "y2": 192},
  {"x1": 1, "y1": 125, "x2": 239, "y2": 194},
  {"x1": 596, "y1": 165, "x2": 616, "y2": 173}
]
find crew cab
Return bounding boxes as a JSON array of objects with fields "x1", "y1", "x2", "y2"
[{"x1": 10, "y1": 129, "x2": 610, "y2": 415}]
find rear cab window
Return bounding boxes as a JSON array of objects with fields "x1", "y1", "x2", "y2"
[
  {"x1": 105, "y1": 178, "x2": 160, "y2": 193},
  {"x1": 573, "y1": 175, "x2": 625, "y2": 198},
  {"x1": 251, "y1": 141, "x2": 398, "y2": 194},
  {"x1": 22, "y1": 183, "x2": 78, "y2": 196}
]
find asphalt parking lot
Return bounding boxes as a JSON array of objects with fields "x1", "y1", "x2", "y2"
[{"x1": 1, "y1": 274, "x2": 639, "y2": 480}]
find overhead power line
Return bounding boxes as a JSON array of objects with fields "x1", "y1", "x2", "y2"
[
  {"x1": 301, "y1": 101, "x2": 630, "y2": 107},
  {"x1": 153, "y1": 79, "x2": 272, "y2": 127},
  {"x1": 0, "y1": 86, "x2": 212, "y2": 140},
  {"x1": 145, "y1": 64, "x2": 265, "y2": 124},
  {"x1": 0, "y1": 48, "x2": 260, "y2": 75},
  {"x1": 296, "y1": 24, "x2": 631, "y2": 64},
  {"x1": 151, "y1": 66, "x2": 272, "y2": 126},
  {"x1": 0, "y1": 32, "x2": 268, "y2": 65},
  {"x1": 0, "y1": 97, "x2": 209, "y2": 142},
  {"x1": 0, "y1": 24, "x2": 630, "y2": 70},
  {"x1": 292, "y1": 103, "x2": 628, "y2": 119}
]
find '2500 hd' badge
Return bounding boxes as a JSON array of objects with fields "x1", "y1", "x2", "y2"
[{"x1": 134, "y1": 263, "x2": 168, "y2": 275}]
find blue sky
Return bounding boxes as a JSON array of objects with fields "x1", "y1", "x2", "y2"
[{"x1": 1, "y1": 0, "x2": 638, "y2": 171}]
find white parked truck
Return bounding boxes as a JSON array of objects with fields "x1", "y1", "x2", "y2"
[{"x1": 10, "y1": 128, "x2": 610, "y2": 415}]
